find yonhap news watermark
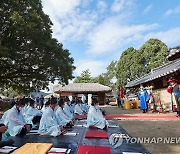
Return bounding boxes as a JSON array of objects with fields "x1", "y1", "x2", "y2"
[
  {"x1": 126, "y1": 136, "x2": 180, "y2": 144},
  {"x1": 109, "y1": 133, "x2": 180, "y2": 148}
]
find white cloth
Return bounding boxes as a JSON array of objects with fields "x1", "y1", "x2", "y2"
[
  {"x1": 21, "y1": 105, "x2": 29, "y2": 117},
  {"x1": 81, "y1": 103, "x2": 89, "y2": 113},
  {"x1": 6, "y1": 106, "x2": 26, "y2": 136},
  {"x1": 74, "y1": 104, "x2": 84, "y2": 115},
  {"x1": 70, "y1": 104, "x2": 75, "y2": 113},
  {"x1": 38, "y1": 107, "x2": 61, "y2": 137},
  {"x1": 24, "y1": 106, "x2": 42, "y2": 125},
  {"x1": 41, "y1": 105, "x2": 49, "y2": 113},
  {"x1": 1, "y1": 109, "x2": 10, "y2": 125},
  {"x1": 64, "y1": 103, "x2": 74, "y2": 120},
  {"x1": 55, "y1": 106, "x2": 71, "y2": 126},
  {"x1": 86, "y1": 105, "x2": 108, "y2": 129}
]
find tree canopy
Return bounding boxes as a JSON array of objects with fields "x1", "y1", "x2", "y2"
[
  {"x1": 74, "y1": 70, "x2": 92, "y2": 83},
  {"x1": 116, "y1": 39, "x2": 168, "y2": 87},
  {"x1": 138, "y1": 38, "x2": 169, "y2": 74},
  {"x1": 0, "y1": 0, "x2": 75, "y2": 93},
  {"x1": 74, "y1": 61, "x2": 117, "y2": 90},
  {"x1": 94, "y1": 61, "x2": 117, "y2": 90},
  {"x1": 0, "y1": 87, "x2": 19, "y2": 98},
  {"x1": 116, "y1": 47, "x2": 138, "y2": 86}
]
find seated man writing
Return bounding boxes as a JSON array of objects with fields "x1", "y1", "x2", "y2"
[
  {"x1": 25, "y1": 99, "x2": 42, "y2": 129},
  {"x1": 56, "y1": 99, "x2": 73, "y2": 128},
  {"x1": 6, "y1": 100, "x2": 31, "y2": 137},
  {"x1": 39, "y1": 98, "x2": 65, "y2": 137},
  {"x1": 87, "y1": 98, "x2": 108, "y2": 129},
  {"x1": 64, "y1": 97, "x2": 74, "y2": 120},
  {"x1": 41, "y1": 99, "x2": 50, "y2": 113},
  {"x1": 0, "y1": 124, "x2": 14, "y2": 147},
  {"x1": 74, "y1": 100, "x2": 85, "y2": 115},
  {"x1": 81, "y1": 100, "x2": 89, "y2": 113}
]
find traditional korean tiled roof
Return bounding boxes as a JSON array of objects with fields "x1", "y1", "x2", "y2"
[
  {"x1": 126, "y1": 58, "x2": 180, "y2": 88},
  {"x1": 167, "y1": 46, "x2": 180, "y2": 60},
  {"x1": 54, "y1": 83, "x2": 112, "y2": 93}
]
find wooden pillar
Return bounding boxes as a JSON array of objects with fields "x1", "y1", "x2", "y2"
[{"x1": 98, "y1": 92, "x2": 105, "y2": 105}]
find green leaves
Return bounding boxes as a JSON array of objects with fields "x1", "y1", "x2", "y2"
[
  {"x1": 74, "y1": 61, "x2": 117, "y2": 91},
  {"x1": 138, "y1": 39, "x2": 168, "y2": 75},
  {"x1": 116, "y1": 47, "x2": 137, "y2": 86},
  {"x1": 0, "y1": 0, "x2": 75, "y2": 93},
  {"x1": 74, "y1": 70, "x2": 92, "y2": 83},
  {"x1": 116, "y1": 39, "x2": 168, "y2": 87}
]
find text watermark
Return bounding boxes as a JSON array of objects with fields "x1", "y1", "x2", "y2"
[{"x1": 109, "y1": 133, "x2": 180, "y2": 148}]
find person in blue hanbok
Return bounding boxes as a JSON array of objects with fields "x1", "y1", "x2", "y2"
[
  {"x1": 74, "y1": 100, "x2": 85, "y2": 115},
  {"x1": 39, "y1": 98, "x2": 65, "y2": 137},
  {"x1": 138, "y1": 85, "x2": 150, "y2": 113},
  {"x1": 64, "y1": 98, "x2": 74, "y2": 120},
  {"x1": 25, "y1": 99, "x2": 42, "y2": 128},
  {"x1": 56, "y1": 99, "x2": 73, "y2": 127},
  {"x1": 6, "y1": 100, "x2": 31, "y2": 136},
  {"x1": 87, "y1": 98, "x2": 108, "y2": 129}
]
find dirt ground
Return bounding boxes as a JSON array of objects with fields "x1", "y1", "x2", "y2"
[{"x1": 103, "y1": 106, "x2": 180, "y2": 154}]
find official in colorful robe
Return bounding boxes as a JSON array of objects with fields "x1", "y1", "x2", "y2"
[
  {"x1": 39, "y1": 98, "x2": 64, "y2": 136},
  {"x1": 86, "y1": 98, "x2": 108, "y2": 129},
  {"x1": 167, "y1": 77, "x2": 180, "y2": 117},
  {"x1": 116, "y1": 86, "x2": 124, "y2": 109},
  {"x1": 138, "y1": 85, "x2": 150, "y2": 113}
]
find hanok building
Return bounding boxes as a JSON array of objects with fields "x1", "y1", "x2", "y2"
[
  {"x1": 126, "y1": 46, "x2": 180, "y2": 111},
  {"x1": 54, "y1": 83, "x2": 112, "y2": 105}
]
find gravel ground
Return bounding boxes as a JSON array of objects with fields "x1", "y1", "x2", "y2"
[
  {"x1": 103, "y1": 106, "x2": 180, "y2": 154},
  {"x1": 102, "y1": 105, "x2": 175, "y2": 115}
]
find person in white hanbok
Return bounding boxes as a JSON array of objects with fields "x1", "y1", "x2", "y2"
[
  {"x1": 74, "y1": 100, "x2": 85, "y2": 115},
  {"x1": 41, "y1": 100, "x2": 50, "y2": 113},
  {"x1": 39, "y1": 98, "x2": 64, "y2": 137},
  {"x1": 1, "y1": 109, "x2": 10, "y2": 126},
  {"x1": 81, "y1": 100, "x2": 89, "y2": 113},
  {"x1": 0, "y1": 124, "x2": 14, "y2": 147},
  {"x1": 6, "y1": 100, "x2": 31, "y2": 136},
  {"x1": 87, "y1": 98, "x2": 108, "y2": 129},
  {"x1": 25, "y1": 99, "x2": 42, "y2": 128},
  {"x1": 0, "y1": 108, "x2": 14, "y2": 146},
  {"x1": 56, "y1": 99, "x2": 73, "y2": 127},
  {"x1": 64, "y1": 98, "x2": 74, "y2": 120},
  {"x1": 21, "y1": 102, "x2": 29, "y2": 117},
  {"x1": 70, "y1": 101, "x2": 75, "y2": 113},
  {"x1": 20, "y1": 96, "x2": 30, "y2": 117}
]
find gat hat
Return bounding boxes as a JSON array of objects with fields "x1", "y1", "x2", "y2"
[{"x1": 167, "y1": 77, "x2": 178, "y2": 83}]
